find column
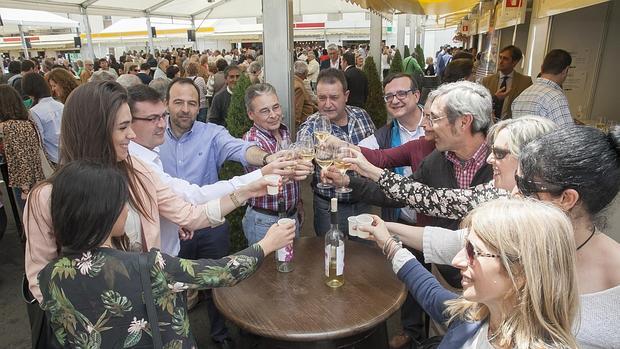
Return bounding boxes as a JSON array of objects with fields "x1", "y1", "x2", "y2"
[
  {"x1": 396, "y1": 14, "x2": 406, "y2": 54},
  {"x1": 262, "y1": 0, "x2": 294, "y2": 131},
  {"x1": 369, "y1": 12, "x2": 382, "y2": 78},
  {"x1": 523, "y1": 0, "x2": 551, "y2": 76},
  {"x1": 146, "y1": 12, "x2": 155, "y2": 54},
  {"x1": 81, "y1": 6, "x2": 95, "y2": 60},
  {"x1": 409, "y1": 14, "x2": 416, "y2": 49},
  {"x1": 18, "y1": 24, "x2": 29, "y2": 60},
  {"x1": 190, "y1": 16, "x2": 198, "y2": 51}
]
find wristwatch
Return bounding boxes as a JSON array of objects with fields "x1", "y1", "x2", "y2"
[{"x1": 262, "y1": 153, "x2": 270, "y2": 166}]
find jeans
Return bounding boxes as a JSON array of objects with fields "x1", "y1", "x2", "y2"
[
  {"x1": 178, "y1": 222, "x2": 230, "y2": 342},
  {"x1": 242, "y1": 206, "x2": 300, "y2": 245},
  {"x1": 312, "y1": 194, "x2": 370, "y2": 236}
]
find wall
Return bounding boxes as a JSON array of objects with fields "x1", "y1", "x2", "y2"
[{"x1": 590, "y1": 0, "x2": 619, "y2": 122}]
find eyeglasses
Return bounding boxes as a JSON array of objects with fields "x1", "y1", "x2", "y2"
[
  {"x1": 255, "y1": 104, "x2": 281, "y2": 118},
  {"x1": 465, "y1": 240, "x2": 499, "y2": 265},
  {"x1": 132, "y1": 112, "x2": 167, "y2": 123},
  {"x1": 514, "y1": 173, "x2": 564, "y2": 197},
  {"x1": 383, "y1": 89, "x2": 414, "y2": 103},
  {"x1": 133, "y1": 69, "x2": 140, "y2": 72},
  {"x1": 490, "y1": 145, "x2": 511, "y2": 160},
  {"x1": 423, "y1": 114, "x2": 448, "y2": 127}
]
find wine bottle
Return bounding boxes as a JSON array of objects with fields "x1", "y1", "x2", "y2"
[
  {"x1": 276, "y1": 196, "x2": 294, "y2": 272},
  {"x1": 324, "y1": 198, "x2": 345, "y2": 288}
]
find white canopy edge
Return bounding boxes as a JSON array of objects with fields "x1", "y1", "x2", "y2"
[{"x1": 0, "y1": 7, "x2": 79, "y2": 27}]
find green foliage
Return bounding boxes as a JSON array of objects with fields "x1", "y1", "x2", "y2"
[
  {"x1": 225, "y1": 73, "x2": 253, "y2": 138},
  {"x1": 222, "y1": 72, "x2": 254, "y2": 252},
  {"x1": 403, "y1": 45, "x2": 410, "y2": 60},
  {"x1": 388, "y1": 49, "x2": 403, "y2": 76},
  {"x1": 362, "y1": 56, "x2": 387, "y2": 128},
  {"x1": 415, "y1": 44, "x2": 425, "y2": 68}
]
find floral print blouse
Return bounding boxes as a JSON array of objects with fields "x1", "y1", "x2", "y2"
[
  {"x1": 377, "y1": 169, "x2": 509, "y2": 220},
  {"x1": 38, "y1": 244, "x2": 264, "y2": 348}
]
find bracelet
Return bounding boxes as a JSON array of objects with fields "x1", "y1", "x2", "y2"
[
  {"x1": 229, "y1": 191, "x2": 245, "y2": 208},
  {"x1": 388, "y1": 245, "x2": 402, "y2": 262},
  {"x1": 262, "y1": 153, "x2": 270, "y2": 166},
  {"x1": 382, "y1": 236, "x2": 396, "y2": 255}
]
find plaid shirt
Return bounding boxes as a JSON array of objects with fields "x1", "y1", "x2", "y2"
[
  {"x1": 298, "y1": 107, "x2": 376, "y2": 201},
  {"x1": 243, "y1": 124, "x2": 300, "y2": 212},
  {"x1": 445, "y1": 142, "x2": 489, "y2": 189},
  {"x1": 511, "y1": 77, "x2": 574, "y2": 126}
]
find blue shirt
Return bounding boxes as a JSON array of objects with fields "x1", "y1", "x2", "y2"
[
  {"x1": 159, "y1": 120, "x2": 252, "y2": 186},
  {"x1": 29, "y1": 97, "x2": 63, "y2": 163},
  {"x1": 511, "y1": 77, "x2": 574, "y2": 126}
]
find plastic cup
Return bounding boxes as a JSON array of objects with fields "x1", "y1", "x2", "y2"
[
  {"x1": 347, "y1": 216, "x2": 358, "y2": 237},
  {"x1": 264, "y1": 174, "x2": 281, "y2": 195},
  {"x1": 277, "y1": 218, "x2": 295, "y2": 227},
  {"x1": 355, "y1": 214, "x2": 373, "y2": 239}
]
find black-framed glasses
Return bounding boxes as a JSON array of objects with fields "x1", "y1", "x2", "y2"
[
  {"x1": 383, "y1": 89, "x2": 414, "y2": 103},
  {"x1": 465, "y1": 240, "x2": 499, "y2": 265},
  {"x1": 491, "y1": 145, "x2": 511, "y2": 160},
  {"x1": 514, "y1": 173, "x2": 564, "y2": 197},
  {"x1": 132, "y1": 112, "x2": 167, "y2": 123}
]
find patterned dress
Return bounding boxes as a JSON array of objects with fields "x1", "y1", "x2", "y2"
[
  {"x1": 38, "y1": 245, "x2": 264, "y2": 348},
  {"x1": 1, "y1": 119, "x2": 46, "y2": 190}
]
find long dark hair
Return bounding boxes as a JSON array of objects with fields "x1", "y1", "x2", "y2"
[
  {"x1": 21, "y1": 72, "x2": 51, "y2": 106},
  {"x1": 0, "y1": 85, "x2": 29, "y2": 122},
  {"x1": 51, "y1": 161, "x2": 128, "y2": 252},
  {"x1": 59, "y1": 80, "x2": 153, "y2": 220}
]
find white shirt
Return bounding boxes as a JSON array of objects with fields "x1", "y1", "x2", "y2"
[
  {"x1": 462, "y1": 322, "x2": 495, "y2": 349},
  {"x1": 128, "y1": 141, "x2": 263, "y2": 255},
  {"x1": 307, "y1": 59, "x2": 320, "y2": 83},
  {"x1": 358, "y1": 113, "x2": 425, "y2": 224},
  {"x1": 498, "y1": 70, "x2": 514, "y2": 90},
  {"x1": 30, "y1": 97, "x2": 63, "y2": 163}
]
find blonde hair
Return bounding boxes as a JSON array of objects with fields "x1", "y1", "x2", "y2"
[
  {"x1": 445, "y1": 198, "x2": 579, "y2": 349},
  {"x1": 487, "y1": 115, "x2": 557, "y2": 158}
]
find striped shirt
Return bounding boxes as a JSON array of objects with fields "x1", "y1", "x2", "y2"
[
  {"x1": 445, "y1": 142, "x2": 489, "y2": 189},
  {"x1": 298, "y1": 108, "x2": 376, "y2": 201},
  {"x1": 511, "y1": 77, "x2": 574, "y2": 126},
  {"x1": 243, "y1": 124, "x2": 300, "y2": 212}
]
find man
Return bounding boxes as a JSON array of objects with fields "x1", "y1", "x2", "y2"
[
  {"x1": 436, "y1": 46, "x2": 452, "y2": 78},
  {"x1": 153, "y1": 58, "x2": 169, "y2": 80},
  {"x1": 158, "y1": 77, "x2": 291, "y2": 349},
  {"x1": 80, "y1": 59, "x2": 95, "y2": 83},
  {"x1": 341, "y1": 51, "x2": 368, "y2": 108},
  {"x1": 2, "y1": 60, "x2": 20, "y2": 84},
  {"x1": 320, "y1": 44, "x2": 342, "y2": 70},
  {"x1": 298, "y1": 68, "x2": 376, "y2": 235},
  {"x1": 293, "y1": 61, "x2": 318, "y2": 126},
  {"x1": 208, "y1": 65, "x2": 241, "y2": 127},
  {"x1": 242, "y1": 83, "x2": 303, "y2": 244},
  {"x1": 481, "y1": 45, "x2": 532, "y2": 120},
  {"x1": 136, "y1": 63, "x2": 153, "y2": 85},
  {"x1": 98, "y1": 58, "x2": 118, "y2": 78},
  {"x1": 512, "y1": 49, "x2": 573, "y2": 125},
  {"x1": 306, "y1": 52, "x2": 320, "y2": 92},
  {"x1": 9, "y1": 59, "x2": 35, "y2": 96},
  {"x1": 28, "y1": 72, "x2": 64, "y2": 165},
  {"x1": 127, "y1": 84, "x2": 289, "y2": 256}
]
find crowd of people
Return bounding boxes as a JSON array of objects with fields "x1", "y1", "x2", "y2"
[{"x1": 0, "y1": 39, "x2": 618, "y2": 349}]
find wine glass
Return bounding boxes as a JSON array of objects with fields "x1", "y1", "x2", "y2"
[
  {"x1": 315, "y1": 143, "x2": 334, "y2": 189},
  {"x1": 334, "y1": 146, "x2": 353, "y2": 194},
  {"x1": 297, "y1": 135, "x2": 316, "y2": 174},
  {"x1": 314, "y1": 114, "x2": 331, "y2": 145}
]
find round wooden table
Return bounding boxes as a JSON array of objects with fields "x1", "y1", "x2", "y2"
[{"x1": 213, "y1": 237, "x2": 407, "y2": 349}]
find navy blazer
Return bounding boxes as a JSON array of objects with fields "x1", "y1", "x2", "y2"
[{"x1": 397, "y1": 258, "x2": 484, "y2": 348}]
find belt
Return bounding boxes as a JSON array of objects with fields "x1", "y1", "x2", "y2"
[{"x1": 250, "y1": 206, "x2": 297, "y2": 217}]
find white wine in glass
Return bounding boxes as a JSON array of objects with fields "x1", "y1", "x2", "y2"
[
  {"x1": 315, "y1": 144, "x2": 334, "y2": 189},
  {"x1": 314, "y1": 115, "x2": 331, "y2": 144},
  {"x1": 334, "y1": 146, "x2": 353, "y2": 194}
]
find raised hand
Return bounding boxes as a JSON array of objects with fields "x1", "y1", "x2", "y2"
[{"x1": 258, "y1": 222, "x2": 296, "y2": 255}]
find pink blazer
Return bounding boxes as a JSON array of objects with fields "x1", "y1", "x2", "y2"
[{"x1": 24, "y1": 157, "x2": 215, "y2": 302}]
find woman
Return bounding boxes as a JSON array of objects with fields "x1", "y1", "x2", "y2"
[
  {"x1": 0, "y1": 85, "x2": 47, "y2": 209},
  {"x1": 185, "y1": 62, "x2": 208, "y2": 122},
  {"x1": 24, "y1": 81, "x2": 272, "y2": 330},
  {"x1": 424, "y1": 56, "x2": 435, "y2": 76},
  {"x1": 359, "y1": 198, "x2": 579, "y2": 348},
  {"x1": 381, "y1": 46, "x2": 391, "y2": 79},
  {"x1": 46, "y1": 68, "x2": 79, "y2": 104},
  {"x1": 38, "y1": 161, "x2": 294, "y2": 348},
  {"x1": 319, "y1": 48, "x2": 329, "y2": 63},
  {"x1": 166, "y1": 65, "x2": 180, "y2": 79}
]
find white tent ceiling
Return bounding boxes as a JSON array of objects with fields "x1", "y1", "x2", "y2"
[
  {"x1": 0, "y1": 0, "x2": 367, "y2": 20},
  {"x1": 0, "y1": 7, "x2": 79, "y2": 35}
]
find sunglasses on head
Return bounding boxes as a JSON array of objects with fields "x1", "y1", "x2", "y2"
[
  {"x1": 465, "y1": 240, "x2": 499, "y2": 265},
  {"x1": 491, "y1": 145, "x2": 511, "y2": 160},
  {"x1": 514, "y1": 174, "x2": 565, "y2": 197}
]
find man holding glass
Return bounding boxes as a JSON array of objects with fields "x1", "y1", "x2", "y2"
[
  {"x1": 242, "y1": 83, "x2": 311, "y2": 244},
  {"x1": 298, "y1": 68, "x2": 376, "y2": 236}
]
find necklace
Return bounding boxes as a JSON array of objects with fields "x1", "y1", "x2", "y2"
[{"x1": 576, "y1": 226, "x2": 596, "y2": 251}]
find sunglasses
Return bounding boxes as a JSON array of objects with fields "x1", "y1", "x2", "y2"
[
  {"x1": 514, "y1": 173, "x2": 564, "y2": 197},
  {"x1": 465, "y1": 240, "x2": 499, "y2": 265},
  {"x1": 491, "y1": 145, "x2": 511, "y2": 160}
]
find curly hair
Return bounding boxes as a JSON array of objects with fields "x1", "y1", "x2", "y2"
[{"x1": 46, "y1": 68, "x2": 79, "y2": 104}]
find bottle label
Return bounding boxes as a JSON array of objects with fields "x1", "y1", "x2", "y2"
[
  {"x1": 277, "y1": 244, "x2": 294, "y2": 262},
  {"x1": 324, "y1": 246, "x2": 330, "y2": 277},
  {"x1": 336, "y1": 243, "x2": 345, "y2": 276}
]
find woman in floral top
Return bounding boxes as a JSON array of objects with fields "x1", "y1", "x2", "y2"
[{"x1": 38, "y1": 161, "x2": 295, "y2": 348}]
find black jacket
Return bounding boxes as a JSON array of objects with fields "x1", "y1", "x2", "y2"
[{"x1": 344, "y1": 66, "x2": 368, "y2": 108}]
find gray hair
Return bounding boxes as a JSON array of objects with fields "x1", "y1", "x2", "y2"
[
  {"x1": 88, "y1": 70, "x2": 116, "y2": 83},
  {"x1": 149, "y1": 78, "x2": 171, "y2": 100},
  {"x1": 432, "y1": 81, "x2": 492, "y2": 134},
  {"x1": 248, "y1": 61, "x2": 262, "y2": 75},
  {"x1": 294, "y1": 61, "x2": 309, "y2": 76},
  {"x1": 244, "y1": 83, "x2": 278, "y2": 111},
  {"x1": 487, "y1": 115, "x2": 557, "y2": 158},
  {"x1": 327, "y1": 44, "x2": 338, "y2": 52},
  {"x1": 116, "y1": 74, "x2": 142, "y2": 89}
]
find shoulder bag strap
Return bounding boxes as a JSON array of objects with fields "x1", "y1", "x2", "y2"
[{"x1": 139, "y1": 254, "x2": 163, "y2": 349}]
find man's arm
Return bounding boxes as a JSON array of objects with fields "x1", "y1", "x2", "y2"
[{"x1": 245, "y1": 145, "x2": 270, "y2": 166}]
